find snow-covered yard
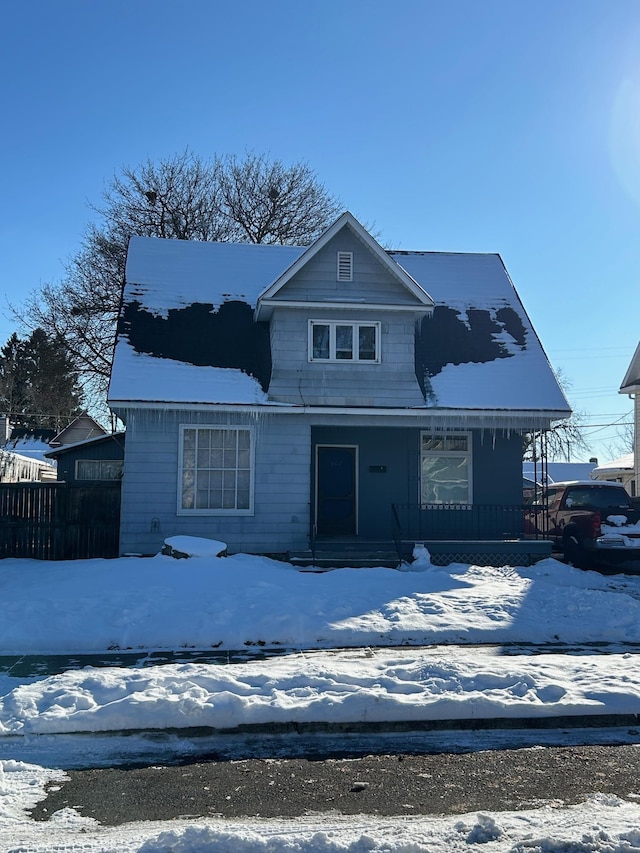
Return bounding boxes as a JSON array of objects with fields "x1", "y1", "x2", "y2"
[{"x1": 4, "y1": 545, "x2": 640, "y2": 851}]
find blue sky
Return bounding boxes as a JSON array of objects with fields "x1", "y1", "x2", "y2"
[{"x1": 1, "y1": 0, "x2": 638, "y2": 462}]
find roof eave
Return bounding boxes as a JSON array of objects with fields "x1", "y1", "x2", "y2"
[
  {"x1": 108, "y1": 399, "x2": 572, "y2": 422},
  {"x1": 255, "y1": 299, "x2": 435, "y2": 321},
  {"x1": 620, "y1": 341, "x2": 640, "y2": 392}
]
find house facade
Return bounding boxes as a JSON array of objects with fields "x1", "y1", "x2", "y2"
[
  {"x1": 45, "y1": 432, "x2": 125, "y2": 484},
  {"x1": 108, "y1": 213, "x2": 570, "y2": 558},
  {"x1": 619, "y1": 341, "x2": 640, "y2": 497},
  {"x1": 591, "y1": 453, "x2": 635, "y2": 493},
  {"x1": 0, "y1": 424, "x2": 57, "y2": 483}
]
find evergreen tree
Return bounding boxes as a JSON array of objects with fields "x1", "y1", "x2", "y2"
[{"x1": 0, "y1": 329, "x2": 83, "y2": 431}]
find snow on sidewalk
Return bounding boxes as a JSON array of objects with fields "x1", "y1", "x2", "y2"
[{"x1": 2, "y1": 647, "x2": 640, "y2": 737}]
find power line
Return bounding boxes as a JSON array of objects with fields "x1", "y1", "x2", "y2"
[{"x1": 581, "y1": 423, "x2": 633, "y2": 430}]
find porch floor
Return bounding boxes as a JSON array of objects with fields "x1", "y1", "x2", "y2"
[{"x1": 288, "y1": 537, "x2": 552, "y2": 569}]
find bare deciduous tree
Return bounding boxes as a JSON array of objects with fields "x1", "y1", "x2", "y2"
[
  {"x1": 604, "y1": 417, "x2": 635, "y2": 461},
  {"x1": 16, "y1": 151, "x2": 342, "y2": 403},
  {"x1": 213, "y1": 153, "x2": 344, "y2": 245},
  {"x1": 523, "y1": 368, "x2": 590, "y2": 463}
]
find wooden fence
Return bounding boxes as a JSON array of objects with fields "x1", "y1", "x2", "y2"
[{"x1": 0, "y1": 482, "x2": 121, "y2": 560}]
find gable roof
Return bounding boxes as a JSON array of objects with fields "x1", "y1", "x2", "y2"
[
  {"x1": 109, "y1": 217, "x2": 570, "y2": 418},
  {"x1": 48, "y1": 413, "x2": 106, "y2": 448},
  {"x1": 255, "y1": 212, "x2": 434, "y2": 320},
  {"x1": 620, "y1": 340, "x2": 640, "y2": 394},
  {"x1": 45, "y1": 431, "x2": 125, "y2": 459}
]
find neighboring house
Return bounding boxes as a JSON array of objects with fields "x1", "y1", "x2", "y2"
[
  {"x1": 45, "y1": 433, "x2": 125, "y2": 484},
  {"x1": 0, "y1": 427, "x2": 57, "y2": 483},
  {"x1": 0, "y1": 448, "x2": 57, "y2": 482},
  {"x1": 0, "y1": 413, "x2": 109, "y2": 484},
  {"x1": 591, "y1": 453, "x2": 635, "y2": 493},
  {"x1": 108, "y1": 211, "x2": 570, "y2": 559},
  {"x1": 522, "y1": 461, "x2": 597, "y2": 489},
  {"x1": 48, "y1": 413, "x2": 107, "y2": 448},
  {"x1": 620, "y1": 342, "x2": 639, "y2": 498}
]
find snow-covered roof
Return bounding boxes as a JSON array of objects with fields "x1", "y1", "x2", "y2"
[
  {"x1": 592, "y1": 453, "x2": 634, "y2": 475},
  {"x1": 45, "y1": 431, "x2": 125, "y2": 459},
  {"x1": 620, "y1": 340, "x2": 640, "y2": 393},
  {"x1": 0, "y1": 441, "x2": 57, "y2": 482},
  {"x1": 522, "y1": 461, "x2": 597, "y2": 484},
  {"x1": 123, "y1": 237, "x2": 305, "y2": 313},
  {"x1": 109, "y1": 220, "x2": 570, "y2": 416},
  {"x1": 2, "y1": 435, "x2": 53, "y2": 463}
]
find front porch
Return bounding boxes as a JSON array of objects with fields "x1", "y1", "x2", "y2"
[
  {"x1": 288, "y1": 503, "x2": 552, "y2": 569},
  {"x1": 288, "y1": 538, "x2": 551, "y2": 570},
  {"x1": 394, "y1": 501, "x2": 552, "y2": 566}
]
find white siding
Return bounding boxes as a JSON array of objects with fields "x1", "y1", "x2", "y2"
[
  {"x1": 267, "y1": 307, "x2": 425, "y2": 406},
  {"x1": 276, "y1": 230, "x2": 419, "y2": 305},
  {"x1": 118, "y1": 408, "x2": 311, "y2": 556},
  {"x1": 634, "y1": 394, "x2": 640, "y2": 497},
  {"x1": 265, "y1": 229, "x2": 426, "y2": 407}
]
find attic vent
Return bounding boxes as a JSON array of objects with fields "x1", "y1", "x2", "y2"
[{"x1": 337, "y1": 251, "x2": 353, "y2": 282}]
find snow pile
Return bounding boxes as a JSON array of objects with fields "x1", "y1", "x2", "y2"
[
  {"x1": 409, "y1": 541, "x2": 433, "y2": 569},
  {"x1": 3, "y1": 648, "x2": 640, "y2": 736},
  {"x1": 600, "y1": 517, "x2": 640, "y2": 548},
  {"x1": 163, "y1": 535, "x2": 227, "y2": 558},
  {"x1": 3, "y1": 548, "x2": 640, "y2": 739},
  {"x1": 4, "y1": 552, "x2": 640, "y2": 654}
]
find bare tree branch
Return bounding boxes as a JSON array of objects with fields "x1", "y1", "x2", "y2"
[{"x1": 14, "y1": 150, "x2": 342, "y2": 406}]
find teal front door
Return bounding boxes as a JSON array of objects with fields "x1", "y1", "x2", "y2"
[{"x1": 316, "y1": 445, "x2": 357, "y2": 536}]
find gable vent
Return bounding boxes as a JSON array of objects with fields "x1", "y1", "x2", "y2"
[{"x1": 337, "y1": 251, "x2": 353, "y2": 282}]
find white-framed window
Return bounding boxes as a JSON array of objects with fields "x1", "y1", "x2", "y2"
[
  {"x1": 75, "y1": 459, "x2": 123, "y2": 481},
  {"x1": 420, "y1": 431, "x2": 472, "y2": 505},
  {"x1": 178, "y1": 426, "x2": 254, "y2": 515},
  {"x1": 308, "y1": 320, "x2": 380, "y2": 363},
  {"x1": 337, "y1": 251, "x2": 353, "y2": 281}
]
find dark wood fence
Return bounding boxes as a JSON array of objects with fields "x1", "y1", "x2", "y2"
[{"x1": 0, "y1": 482, "x2": 121, "y2": 560}]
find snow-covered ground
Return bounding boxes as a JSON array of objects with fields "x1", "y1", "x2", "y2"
[
  {"x1": 4, "y1": 543, "x2": 640, "y2": 851},
  {"x1": 5, "y1": 765, "x2": 640, "y2": 853}
]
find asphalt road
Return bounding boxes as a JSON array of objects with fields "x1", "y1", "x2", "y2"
[{"x1": 29, "y1": 744, "x2": 640, "y2": 826}]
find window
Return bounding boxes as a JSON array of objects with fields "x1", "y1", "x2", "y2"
[
  {"x1": 179, "y1": 426, "x2": 253, "y2": 514},
  {"x1": 420, "y1": 432, "x2": 472, "y2": 505},
  {"x1": 337, "y1": 251, "x2": 353, "y2": 281},
  {"x1": 563, "y1": 485, "x2": 632, "y2": 511},
  {"x1": 75, "y1": 459, "x2": 123, "y2": 481},
  {"x1": 528, "y1": 487, "x2": 560, "y2": 507},
  {"x1": 309, "y1": 321, "x2": 380, "y2": 363}
]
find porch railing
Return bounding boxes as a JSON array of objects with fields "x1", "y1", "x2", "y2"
[{"x1": 391, "y1": 502, "x2": 537, "y2": 546}]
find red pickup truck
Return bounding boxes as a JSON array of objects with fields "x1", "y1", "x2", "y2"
[{"x1": 525, "y1": 480, "x2": 640, "y2": 569}]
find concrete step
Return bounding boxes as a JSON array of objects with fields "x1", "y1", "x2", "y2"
[{"x1": 289, "y1": 550, "x2": 401, "y2": 570}]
